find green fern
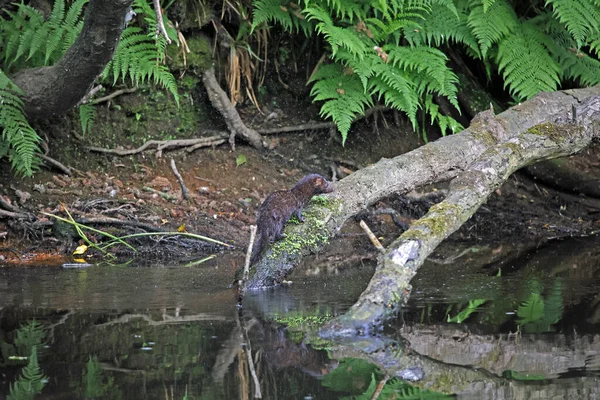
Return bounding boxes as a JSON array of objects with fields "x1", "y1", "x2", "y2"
[
  {"x1": 496, "y1": 23, "x2": 560, "y2": 100},
  {"x1": 309, "y1": 63, "x2": 373, "y2": 143},
  {"x1": 0, "y1": 0, "x2": 88, "y2": 71},
  {"x1": 252, "y1": 0, "x2": 313, "y2": 35},
  {"x1": 78, "y1": 103, "x2": 97, "y2": 135},
  {"x1": 467, "y1": 0, "x2": 518, "y2": 57},
  {"x1": 546, "y1": 0, "x2": 600, "y2": 49},
  {"x1": 8, "y1": 347, "x2": 46, "y2": 400},
  {"x1": 254, "y1": 0, "x2": 600, "y2": 140},
  {"x1": 0, "y1": 71, "x2": 41, "y2": 176},
  {"x1": 404, "y1": 6, "x2": 480, "y2": 57},
  {"x1": 103, "y1": 0, "x2": 179, "y2": 105}
]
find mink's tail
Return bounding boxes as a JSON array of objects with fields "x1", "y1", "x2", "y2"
[{"x1": 250, "y1": 231, "x2": 266, "y2": 265}]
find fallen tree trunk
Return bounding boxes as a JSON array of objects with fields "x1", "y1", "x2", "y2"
[{"x1": 245, "y1": 86, "x2": 600, "y2": 333}]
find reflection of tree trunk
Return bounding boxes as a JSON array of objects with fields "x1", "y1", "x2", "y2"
[
  {"x1": 247, "y1": 87, "x2": 600, "y2": 334},
  {"x1": 402, "y1": 325, "x2": 600, "y2": 379},
  {"x1": 11, "y1": 0, "x2": 133, "y2": 119},
  {"x1": 326, "y1": 331, "x2": 599, "y2": 398}
]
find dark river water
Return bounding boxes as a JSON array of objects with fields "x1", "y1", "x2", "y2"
[{"x1": 1, "y1": 236, "x2": 599, "y2": 399}]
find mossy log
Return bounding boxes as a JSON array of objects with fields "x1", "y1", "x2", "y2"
[{"x1": 247, "y1": 86, "x2": 600, "y2": 335}]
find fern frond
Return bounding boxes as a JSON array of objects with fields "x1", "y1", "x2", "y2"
[
  {"x1": 0, "y1": 71, "x2": 42, "y2": 176},
  {"x1": 47, "y1": 0, "x2": 66, "y2": 27},
  {"x1": 404, "y1": 6, "x2": 480, "y2": 56},
  {"x1": 546, "y1": 0, "x2": 600, "y2": 49},
  {"x1": 385, "y1": 45, "x2": 459, "y2": 107},
  {"x1": 303, "y1": 6, "x2": 370, "y2": 58},
  {"x1": 482, "y1": 0, "x2": 497, "y2": 12},
  {"x1": 496, "y1": 24, "x2": 560, "y2": 100},
  {"x1": 424, "y1": 94, "x2": 463, "y2": 136},
  {"x1": 64, "y1": 0, "x2": 88, "y2": 28},
  {"x1": 309, "y1": 63, "x2": 373, "y2": 142},
  {"x1": 467, "y1": 0, "x2": 518, "y2": 57},
  {"x1": 552, "y1": 46, "x2": 600, "y2": 86},
  {"x1": 78, "y1": 104, "x2": 97, "y2": 135},
  {"x1": 252, "y1": 0, "x2": 311, "y2": 34},
  {"x1": 589, "y1": 32, "x2": 600, "y2": 57},
  {"x1": 369, "y1": 64, "x2": 420, "y2": 129},
  {"x1": 8, "y1": 347, "x2": 46, "y2": 400},
  {"x1": 0, "y1": 0, "x2": 88, "y2": 69},
  {"x1": 105, "y1": 24, "x2": 180, "y2": 105}
]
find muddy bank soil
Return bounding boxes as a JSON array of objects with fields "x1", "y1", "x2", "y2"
[{"x1": 1, "y1": 98, "x2": 600, "y2": 267}]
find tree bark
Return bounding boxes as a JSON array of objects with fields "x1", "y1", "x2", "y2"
[
  {"x1": 11, "y1": 0, "x2": 133, "y2": 120},
  {"x1": 245, "y1": 86, "x2": 600, "y2": 332}
]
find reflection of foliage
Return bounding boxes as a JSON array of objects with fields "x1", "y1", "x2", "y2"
[
  {"x1": 343, "y1": 375, "x2": 453, "y2": 399},
  {"x1": 14, "y1": 321, "x2": 46, "y2": 358},
  {"x1": 447, "y1": 299, "x2": 487, "y2": 323},
  {"x1": 82, "y1": 356, "x2": 121, "y2": 399},
  {"x1": 323, "y1": 359, "x2": 452, "y2": 399},
  {"x1": 8, "y1": 347, "x2": 46, "y2": 400},
  {"x1": 322, "y1": 358, "x2": 379, "y2": 394},
  {"x1": 517, "y1": 280, "x2": 563, "y2": 333},
  {"x1": 502, "y1": 369, "x2": 546, "y2": 381},
  {"x1": 274, "y1": 313, "x2": 333, "y2": 329}
]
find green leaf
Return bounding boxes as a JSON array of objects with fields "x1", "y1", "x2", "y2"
[{"x1": 236, "y1": 154, "x2": 247, "y2": 167}]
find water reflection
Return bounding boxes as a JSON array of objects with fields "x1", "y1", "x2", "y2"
[{"x1": 0, "y1": 236, "x2": 599, "y2": 399}]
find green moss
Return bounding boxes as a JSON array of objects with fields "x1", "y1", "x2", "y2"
[
  {"x1": 167, "y1": 35, "x2": 213, "y2": 72},
  {"x1": 503, "y1": 142, "x2": 522, "y2": 156},
  {"x1": 410, "y1": 202, "x2": 462, "y2": 237},
  {"x1": 269, "y1": 205, "x2": 333, "y2": 258},
  {"x1": 470, "y1": 128, "x2": 498, "y2": 146},
  {"x1": 526, "y1": 122, "x2": 569, "y2": 142},
  {"x1": 310, "y1": 195, "x2": 332, "y2": 206}
]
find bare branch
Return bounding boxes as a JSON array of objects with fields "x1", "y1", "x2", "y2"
[{"x1": 152, "y1": 0, "x2": 171, "y2": 44}]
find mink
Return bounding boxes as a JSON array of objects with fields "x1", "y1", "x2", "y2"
[{"x1": 251, "y1": 174, "x2": 334, "y2": 264}]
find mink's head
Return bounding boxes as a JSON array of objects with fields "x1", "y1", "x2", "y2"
[{"x1": 302, "y1": 174, "x2": 334, "y2": 195}]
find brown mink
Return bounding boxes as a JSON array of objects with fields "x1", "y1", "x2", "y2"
[{"x1": 251, "y1": 174, "x2": 334, "y2": 264}]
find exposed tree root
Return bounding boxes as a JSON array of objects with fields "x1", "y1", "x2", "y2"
[
  {"x1": 86, "y1": 133, "x2": 229, "y2": 156},
  {"x1": 202, "y1": 67, "x2": 264, "y2": 149}
]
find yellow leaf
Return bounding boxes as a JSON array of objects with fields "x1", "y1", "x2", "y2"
[
  {"x1": 177, "y1": 224, "x2": 187, "y2": 232},
  {"x1": 73, "y1": 244, "x2": 88, "y2": 255}
]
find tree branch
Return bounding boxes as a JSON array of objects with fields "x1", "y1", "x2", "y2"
[{"x1": 12, "y1": 0, "x2": 134, "y2": 119}]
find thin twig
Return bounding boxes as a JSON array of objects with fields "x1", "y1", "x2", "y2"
[
  {"x1": 370, "y1": 375, "x2": 389, "y2": 400},
  {"x1": 153, "y1": 0, "x2": 171, "y2": 44},
  {"x1": 257, "y1": 122, "x2": 334, "y2": 135},
  {"x1": 0, "y1": 208, "x2": 28, "y2": 219},
  {"x1": 39, "y1": 154, "x2": 72, "y2": 176},
  {"x1": 238, "y1": 225, "x2": 257, "y2": 305},
  {"x1": 91, "y1": 87, "x2": 137, "y2": 104},
  {"x1": 79, "y1": 85, "x2": 103, "y2": 105},
  {"x1": 142, "y1": 186, "x2": 178, "y2": 201},
  {"x1": 359, "y1": 220, "x2": 385, "y2": 253},
  {"x1": 243, "y1": 226, "x2": 257, "y2": 282},
  {"x1": 255, "y1": 105, "x2": 389, "y2": 135},
  {"x1": 245, "y1": 344, "x2": 262, "y2": 399},
  {"x1": 169, "y1": 158, "x2": 190, "y2": 200},
  {"x1": 0, "y1": 196, "x2": 23, "y2": 213}
]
